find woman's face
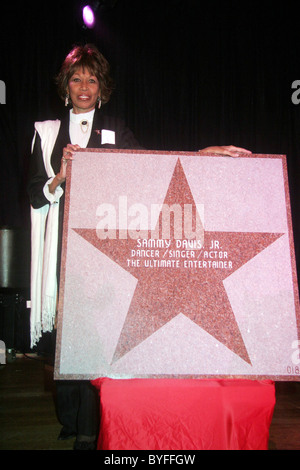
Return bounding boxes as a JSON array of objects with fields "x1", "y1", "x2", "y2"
[{"x1": 67, "y1": 67, "x2": 100, "y2": 114}]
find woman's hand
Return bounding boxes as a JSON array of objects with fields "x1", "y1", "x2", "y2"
[
  {"x1": 59, "y1": 144, "x2": 81, "y2": 181},
  {"x1": 49, "y1": 144, "x2": 81, "y2": 194},
  {"x1": 199, "y1": 145, "x2": 252, "y2": 157}
]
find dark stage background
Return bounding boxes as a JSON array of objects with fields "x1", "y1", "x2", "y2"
[{"x1": 0, "y1": 1, "x2": 299, "y2": 348}]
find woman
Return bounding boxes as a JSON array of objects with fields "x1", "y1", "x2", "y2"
[
  {"x1": 28, "y1": 44, "x2": 141, "y2": 450},
  {"x1": 28, "y1": 44, "x2": 141, "y2": 343},
  {"x1": 28, "y1": 43, "x2": 250, "y2": 450}
]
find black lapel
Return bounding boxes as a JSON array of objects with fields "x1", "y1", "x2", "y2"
[
  {"x1": 87, "y1": 109, "x2": 105, "y2": 148},
  {"x1": 51, "y1": 110, "x2": 113, "y2": 166}
]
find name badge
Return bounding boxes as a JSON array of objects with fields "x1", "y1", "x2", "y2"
[{"x1": 101, "y1": 129, "x2": 115, "y2": 145}]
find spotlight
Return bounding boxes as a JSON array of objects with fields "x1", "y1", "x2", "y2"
[
  {"x1": 81, "y1": 1, "x2": 118, "y2": 29},
  {"x1": 82, "y1": 4, "x2": 96, "y2": 29}
]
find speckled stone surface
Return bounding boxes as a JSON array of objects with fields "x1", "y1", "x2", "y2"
[{"x1": 54, "y1": 150, "x2": 300, "y2": 380}]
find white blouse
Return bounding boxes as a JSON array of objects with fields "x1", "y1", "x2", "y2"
[{"x1": 69, "y1": 108, "x2": 95, "y2": 148}]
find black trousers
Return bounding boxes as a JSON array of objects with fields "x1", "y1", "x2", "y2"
[
  {"x1": 46, "y1": 330, "x2": 100, "y2": 438},
  {"x1": 55, "y1": 379, "x2": 100, "y2": 437}
]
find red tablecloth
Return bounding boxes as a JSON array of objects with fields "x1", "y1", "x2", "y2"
[{"x1": 92, "y1": 378, "x2": 275, "y2": 450}]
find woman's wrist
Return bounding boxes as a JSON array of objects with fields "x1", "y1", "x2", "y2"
[{"x1": 49, "y1": 174, "x2": 65, "y2": 194}]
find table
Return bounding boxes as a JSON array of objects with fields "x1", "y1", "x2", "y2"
[{"x1": 92, "y1": 378, "x2": 275, "y2": 450}]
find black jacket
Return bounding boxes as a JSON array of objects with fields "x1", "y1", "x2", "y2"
[{"x1": 27, "y1": 109, "x2": 141, "y2": 209}]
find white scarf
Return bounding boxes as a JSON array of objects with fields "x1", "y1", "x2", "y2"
[{"x1": 30, "y1": 119, "x2": 62, "y2": 347}]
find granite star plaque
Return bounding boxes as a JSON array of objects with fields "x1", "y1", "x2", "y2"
[{"x1": 54, "y1": 150, "x2": 300, "y2": 380}]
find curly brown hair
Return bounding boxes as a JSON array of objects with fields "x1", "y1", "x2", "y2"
[{"x1": 56, "y1": 44, "x2": 114, "y2": 105}]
